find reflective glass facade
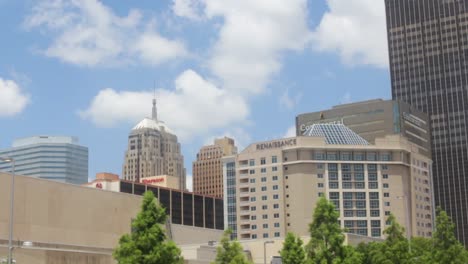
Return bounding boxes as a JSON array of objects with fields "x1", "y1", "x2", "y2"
[
  {"x1": 0, "y1": 136, "x2": 88, "y2": 184},
  {"x1": 119, "y1": 181, "x2": 224, "y2": 230},
  {"x1": 386, "y1": 0, "x2": 468, "y2": 245}
]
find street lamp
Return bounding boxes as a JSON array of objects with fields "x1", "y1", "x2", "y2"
[
  {"x1": 263, "y1": 240, "x2": 274, "y2": 264},
  {"x1": 1, "y1": 157, "x2": 15, "y2": 264},
  {"x1": 397, "y1": 195, "x2": 411, "y2": 253}
]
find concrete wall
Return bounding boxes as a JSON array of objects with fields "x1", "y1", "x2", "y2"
[{"x1": 0, "y1": 173, "x2": 223, "y2": 263}]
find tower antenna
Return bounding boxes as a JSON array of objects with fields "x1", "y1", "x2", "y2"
[{"x1": 152, "y1": 81, "x2": 157, "y2": 121}]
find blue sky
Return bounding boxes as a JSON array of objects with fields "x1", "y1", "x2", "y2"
[{"x1": 0, "y1": 0, "x2": 390, "y2": 190}]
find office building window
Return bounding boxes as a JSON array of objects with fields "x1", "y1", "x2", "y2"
[
  {"x1": 272, "y1": 176, "x2": 278, "y2": 181},
  {"x1": 383, "y1": 174, "x2": 389, "y2": 179},
  {"x1": 249, "y1": 159, "x2": 255, "y2": 166},
  {"x1": 274, "y1": 223, "x2": 280, "y2": 228},
  {"x1": 261, "y1": 177, "x2": 267, "y2": 182},
  {"x1": 250, "y1": 197, "x2": 256, "y2": 202},
  {"x1": 251, "y1": 206, "x2": 256, "y2": 211},
  {"x1": 250, "y1": 188, "x2": 256, "y2": 192},
  {"x1": 275, "y1": 232, "x2": 281, "y2": 237},
  {"x1": 263, "y1": 233, "x2": 269, "y2": 238},
  {"x1": 318, "y1": 183, "x2": 324, "y2": 188},
  {"x1": 274, "y1": 204, "x2": 279, "y2": 209},
  {"x1": 261, "y1": 168, "x2": 267, "y2": 173},
  {"x1": 329, "y1": 182, "x2": 339, "y2": 189},
  {"x1": 261, "y1": 186, "x2": 267, "y2": 191},
  {"x1": 272, "y1": 166, "x2": 278, "y2": 172},
  {"x1": 262, "y1": 215, "x2": 268, "y2": 219},
  {"x1": 384, "y1": 193, "x2": 390, "y2": 197},
  {"x1": 315, "y1": 153, "x2": 325, "y2": 160},
  {"x1": 261, "y1": 158, "x2": 266, "y2": 165},
  {"x1": 329, "y1": 192, "x2": 339, "y2": 199},
  {"x1": 274, "y1": 213, "x2": 280, "y2": 218},
  {"x1": 371, "y1": 228, "x2": 381, "y2": 237},
  {"x1": 262, "y1": 195, "x2": 267, "y2": 201},
  {"x1": 252, "y1": 234, "x2": 257, "y2": 239},
  {"x1": 382, "y1": 164, "x2": 388, "y2": 170},
  {"x1": 357, "y1": 210, "x2": 367, "y2": 217},
  {"x1": 272, "y1": 156, "x2": 277, "y2": 163},
  {"x1": 252, "y1": 225, "x2": 257, "y2": 230},
  {"x1": 371, "y1": 210, "x2": 380, "y2": 217},
  {"x1": 249, "y1": 169, "x2": 255, "y2": 174},
  {"x1": 250, "y1": 178, "x2": 256, "y2": 183},
  {"x1": 251, "y1": 216, "x2": 256, "y2": 220},
  {"x1": 369, "y1": 182, "x2": 378, "y2": 189},
  {"x1": 273, "y1": 194, "x2": 279, "y2": 199},
  {"x1": 317, "y1": 173, "x2": 324, "y2": 179},
  {"x1": 342, "y1": 182, "x2": 352, "y2": 189},
  {"x1": 383, "y1": 183, "x2": 389, "y2": 188},
  {"x1": 263, "y1": 224, "x2": 268, "y2": 228},
  {"x1": 273, "y1": 185, "x2": 279, "y2": 190},
  {"x1": 262, "y1": 205, "x2": 268, "y2": 210}
]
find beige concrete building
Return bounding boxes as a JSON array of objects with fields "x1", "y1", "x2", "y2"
[
  {"x1": 0, "y1": 173, "x2": 222, "y2": 264},
  {"x1": 193, "y1": 137, "x2": 237, "y2": 197},
  {"x1": 227, "y1": 123, "x2": 434, "y2": 241},
  {"x1": 122, "y1": 98, "x2": 186, "y2": 190}
]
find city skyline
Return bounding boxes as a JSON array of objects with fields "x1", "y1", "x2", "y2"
[{"x1": 0, "y1": 0, "x2": 391, "y2": 190}]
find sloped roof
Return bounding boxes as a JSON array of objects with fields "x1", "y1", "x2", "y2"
[{"x1": 303, "y1": 123, "x2": 369, "y2": 145}]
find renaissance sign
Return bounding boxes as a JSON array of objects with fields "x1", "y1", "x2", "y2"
[{"x1": 256, "y1": 138, "x2": 297, "y2": 150}]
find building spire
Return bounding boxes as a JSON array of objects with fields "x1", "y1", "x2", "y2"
[{"x1": 152, "y1": 85, "x2": 157, "y2": 121}]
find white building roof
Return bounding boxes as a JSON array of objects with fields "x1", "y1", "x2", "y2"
[{"x1": 132, "y1": 118, "x2": 173, "y2": 133}]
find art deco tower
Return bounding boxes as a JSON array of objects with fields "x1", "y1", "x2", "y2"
[
  {"x1": 122, "y1": 98, "x2": 186, "y2": 190},
  {"x1": 385, "y1": 0, "x2": 468, "y2": 244}
]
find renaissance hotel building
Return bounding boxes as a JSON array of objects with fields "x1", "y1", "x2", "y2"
[{"x1": 224, "y1": 123, "x2": 434, "y2": 240}]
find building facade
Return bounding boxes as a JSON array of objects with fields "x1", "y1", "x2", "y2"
[
  {"x1": 193, "y1": 137, "x2": 237, "y2": 197},
  {"x1": 0, "y1": 136, "x2": 88, "y2": 184},
  {"x1": 222, "y1": 155, "x2": 237, "y2": 239},
  {"x1": 385, "y1": 0, "x2": 468, "y2": 244},
  {"x1": 227, "y1": 124, "x2": 434, "y2": 240},
  {"x1": 122, "y1": 99, "x2": 186, "y2": 190},
  {"x1": 296, "y1": 99, "x2": 431, "y2": 156}
]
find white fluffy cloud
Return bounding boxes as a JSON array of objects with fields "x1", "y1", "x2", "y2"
[
  {"x1": 172, "y1": 0, "x2": 203, "y2": 20},
  {"x1": 80, "y1": 0, "x2": 313, "y2": 143},
  {"x1": 313, "y1": 0, "x2": 388, "y2": 68},
  {"x1": 0, "y1": 78, "x2": 30, "y2": 117},
  {"x1": 279, "y1": 88, "x2": 301, "y2": 110},
  {"x1": 24, "y1": 0, "x2": 188, "y2": 66},
  {"x1": 204, "y1": 0, "x2": 312, "y2": 94},
  {"x1": 284, "y1": 126, "x2": 297, "y2": 138},
  {"x1": 79, "y1": 69, "x2": 249, "y2": 140}
]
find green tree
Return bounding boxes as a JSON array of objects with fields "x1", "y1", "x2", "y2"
[
  {"x1": 358, "y1": 213, "x2": 410, "y2": 264},
  {"x1": 280, "y1": 232, "x2": 306, "y2": 264},
  {"x1": 113, "y1": 191, "x2": 183, "y2": 264},
  {"x1": 212, "y1": 229, "x2": 252, "y2": 264},
  {"x1": 306, "y1": 197, "x2": 363, "y2": 264},
  {"x1": 431, "y1": 207, "x2": 468, "y2": 263}
]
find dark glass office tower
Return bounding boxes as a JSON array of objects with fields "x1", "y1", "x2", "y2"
[{"x1": 385, "y1": 0, "x2": 468, "y2": 245}]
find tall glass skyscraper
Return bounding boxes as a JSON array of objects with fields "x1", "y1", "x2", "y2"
[
  {"x1": 0, "y1": 136, "x2": 88, "y2": 184},
  {"x1": 385, "y1": 0, "x2": 468, "y2": 245}
]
